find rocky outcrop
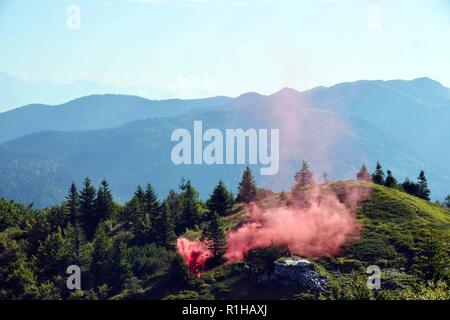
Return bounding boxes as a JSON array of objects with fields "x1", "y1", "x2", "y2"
[{"x1": 246, "y1": 257, "x2": 328, "y2": 292}]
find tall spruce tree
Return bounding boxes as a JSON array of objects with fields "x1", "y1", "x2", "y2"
[
  {"x1": 204, "y1": 212, "x2": 227, "y2": 261},
  {"x1": 385, "y1": 170, "x2": 398, "y2": 188},
  {"x1": 207, "y1": 180, "x2": 234, "y2": 216},
  {"x1": 166, "y1": 189, "x2": 184, "y2": 235},
  {"x1": 90, "y1": 224, "x2": 112, "y2": 288},
  {"x1": 123, "y1": 196, "x2": 151, "y2": 245},
  {"x1": 292, "y1": 160, "x2": 315, "y2": 200},
  {"x1": 134, "y1": 185, "x2": 145, "y2": 203},
  {"x1": 144, "y1": 183, "x2": 160, "y2": 229},
  {"x1": 96, "y1": 179, "x2": 114, "y2": 222},
  {"x1": 66, "y1": 183, "x2": 82, "y2": 263},
  {"x1": 356, "y1": 164, "x2": 372, "y2": 182},
  {"x1": 109, "y1": 238, "x2": 131, "y2": 293},
  {"x1": 180, "y1": 180, "x2": 201, "y2": 231},
  {"x1": 371, "y1": 161, "x2": 385, "y2": 185},
  {"x1": 417, "y1": 170, "x2": 431, "y2": 201},
  {"x1": 236, "y1": 166, "x2": 257, "y2": 203},
  {"x1": 80, "y1": 177, "x2": 97, "y2": 240},
  {"x1": 156, "y1": 201, "x2": 176, "y2": 249}
]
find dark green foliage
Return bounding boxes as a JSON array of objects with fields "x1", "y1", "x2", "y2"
[
  {"x1": 122, "y1": 196, "x2": 151, "y2": 245},
  {"x1": 165, "y1": 189, "x2": 184, "y2": 234},
  {"x1": 128, "y1": 243, "x2": 174, "y2": 278},
  {"x1": 155, "y1": 201, "x2": 176, "y2": 249},
  {"x1": 80, "y1": 177, "x2": 97, "y2": 240},
  {"x1": 109, "y1": 238, "x2": 131, "y2": 293},
  {"x1": 207, "y1": 180, "x2": 234, "y2": 216},
  {"x1": 413, "y1": 236, "x2": 449, "y2": 281},
  {"x1": 134, "y1": 185, "x2": 145, "y2": 203},
  {"x1": 444, "y1": 195, "x2": 450, "y2": 208},
  {"x1": 96, "y1": 180, "x2": 114, "y2": 223},
  {"x1": 417, "y1": 170, "x2": 431, "y2": 201},
  {"x1": 144, "y1": 183, "x2": 160, "y2": 229},
  {"x1": 371, "y1": 161, "x2": 385, "y2": 185},
  {"x1": 204, "y1": 212, "x2": 227, "y2": 261},
  {"x1": 402, "y1": 178, "x2": 419, "y2": 197},
  {"x1": 179, "y1": 180, "x2": 201, "y2": 231},
  {"x1": 90, "y1": 224, "x2": 112, "y2": 288},
  {"x1": 384, "y1": 170, "x2": 398, "y2": 188},
  {"x1": 236, "y1": 166, "x2": 257, "y2": 203},
  {"x1": 356, "y1": 163, "x2": 371, "y2": 182}
]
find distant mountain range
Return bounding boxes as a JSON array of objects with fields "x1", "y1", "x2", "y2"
[
  {"x1": 0, "y1": 71, "x2": 173, "y2": 112},
  {"x1": 0, "y1": 77, "x2": 449, "y2": 207}
]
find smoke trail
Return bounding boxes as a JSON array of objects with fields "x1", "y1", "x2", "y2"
[
  {"x1": 225, "y1": 183, "x2": 370, "y2": 262},
  {"x1": 176, "y1": 237, "x2": 212, "y2": 277}
]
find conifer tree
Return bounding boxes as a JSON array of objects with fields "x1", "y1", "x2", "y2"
[
  {"x1": 96, "y1": 179, "x2": 114, "y2": 222},
  {"x1": 207, "y1": 180, "x2": 234, "y2": 216},
  {"x1": 385, "y1": 170, "x2": 398, "y2": 188},
  {"x1": 80, "y1": 177, "x2": 97, "y2": 240},
  {"x1": 123, "y1": 196, "x2": 151, "y2": 245},
  {"x1": 180, "y1": 180, "x2": 201, "y2": 230},
  {"x1": 371, "y1": 161, "x2": 385, "y2": 185},
  {"x1": 156, "y1": 201, "x2": 176, "y2": 249},
  {"x1": 66, "y1": 183, "x2": 83, "y2": 263},
  {"x1": 236, "y1": 166, "x2": 257, "y2": 203},
  {"x1": 144, "y1": 183, "x2": 160, "y2": 228},
  {"x1": 356, "y1": 164, "x2": 372, "y2": 182},
  {"x1": 417, "y1": 170, "x2": 431, "y2": 201},
  {"x1": 402, "y1": 178, "x2": 419, "y2": 197},
  {"x1": 109, "y1": 238, "x2": 131, "y2": 293},
  {"x1": 204, "y1": 212, "x2": 227, "y2": 261},
  {"x1": 90, "y1": 224, "x2": 112, "y2": 288},
  {"x1": 292, "y1": 160, "x2": 315, "y2": 200},
  {"x1": 166, "y1": 189, "x2": 184, "y2": 235},
  {"x1": 444, "y1": 195, "x2": 450, "y2": 209},
  {"x1": 134, "y1": 185, "x2": 145, "y2": 203}
]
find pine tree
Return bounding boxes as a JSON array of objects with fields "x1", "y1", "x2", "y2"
[
  {"x1": 371, "y1": 161, "x2": 385, "y2": 185},
  {"x1": 109, "y1": 238, "x2": 131, "y2": 293},
  {"x1": 144, "y1": 183, "x2": 160, "y2": 229},
  {"x1": 385, "y1": 170, "x2": 398, "y2": 188},
  {"x1": 207, "y1": 180, "x2": 234, "y2": 216},
  {"x1": 96, "y1": 179, "x2": 114, "y2": 222},
  {"x1": 134, "y1": 185, "x2": 145, "y2": 203},
  {"x1": 66, "y1": 183, "x2": 83, "y2": 263},
  {"x1": 292, "y1": 160, "x2": 315, "y2": 200},
  {"x1": 236, "y1": 166, "x2": 257, "y2": 203},
  {"x1": 444, "y1": 195, "x2": 450, "y2": 209},
  {"x1": 90, "y1": 224, "x2": 112, "y2": 288},
  {"x1": 204, "y1": 212, "x2": 227, "y2": 262},
  {"x1": 80, "y1": 177, "x2": 97, "y2": 240},
  {"x1": 123, "y1": 196, "x2": 151, "y2": 245},
  {"x1": 156, "y1": 201, "x2": 176, "y2": 249},
  {"x1": 402, "y1": 178, "x2": 420, "y2": 197},
  {"x1": 417, "y1": 170, "x2": 431, "y2": 201},
  {"x1": 356, "y1": 164, "x2": 372, "y2": 182},
  {"x1": 180, "y1": 180, "x2": 201, "y2": 231},
  {"x1": 165, "y1": 189, "x2": 184, "y2": 234}
]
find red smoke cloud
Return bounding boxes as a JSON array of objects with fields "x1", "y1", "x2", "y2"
[
  {"x1": 177, "y1": 183, "x2": 371, "y2": 273},
  {"x1": 225, "y1": 183, "x2": 370, "y2": 262},
  {"x1": 177, "y1": 237, "x2": 212, "y2": 277}
]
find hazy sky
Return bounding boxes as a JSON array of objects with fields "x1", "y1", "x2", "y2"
[{"x1": 1, "y1": 0, "x2": 449, "y2": 98}]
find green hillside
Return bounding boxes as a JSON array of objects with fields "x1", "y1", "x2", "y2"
[
  {"x1": 159, "y1": 182, "x2": 450, "y2": 300},
  {"x1": 1, "y1": 180, "x2": 449, "y2": 300}
]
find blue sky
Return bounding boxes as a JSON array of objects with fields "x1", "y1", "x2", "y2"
[{"x1": 0, "y1": 0, "x2": 449, "y2": 98}]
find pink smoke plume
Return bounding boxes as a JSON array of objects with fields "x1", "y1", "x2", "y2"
[
  {"x1": 177, "y1": 237, "x2": 212, "y2": 277},
  {"x1": 225, "y1": 183, "x2": 371, "y2": 262}
]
